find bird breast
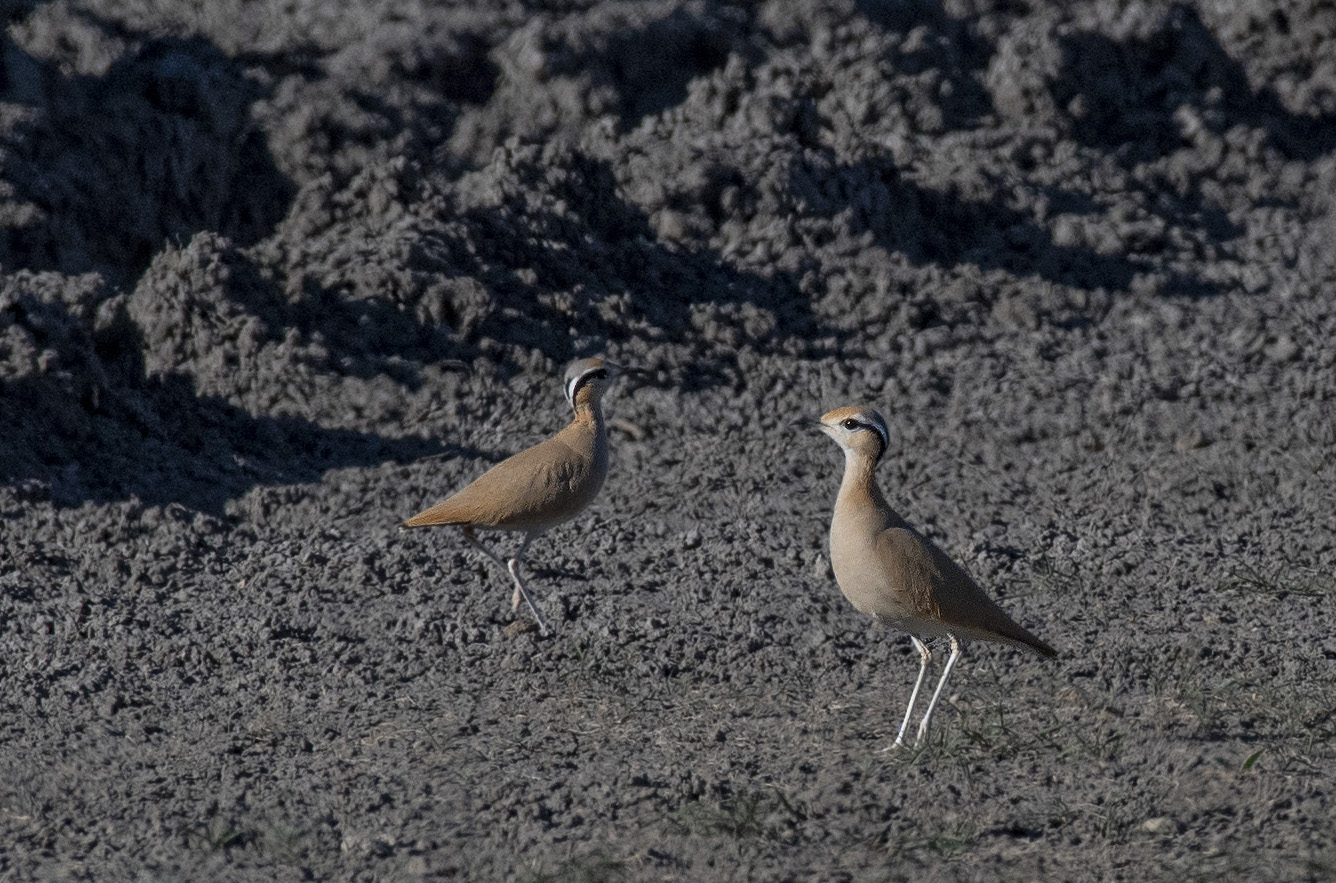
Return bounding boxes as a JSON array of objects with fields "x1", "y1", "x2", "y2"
[{"x1": 827, "y1": 486, "x2": 944, "y2": 626}]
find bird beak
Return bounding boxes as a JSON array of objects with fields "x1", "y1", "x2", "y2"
[
  {"x1": 608, "y1": 363, "x2": 653, "y2": 385},
  {"x1": 608, "y1": 362, "x2": 647, "y2": 375},
  {"x1": 792, "y1": 418, "x2": 824, "y2": 431},
  {"x1": 440, "y1": 359, "x2": 472, "y2": 374}
]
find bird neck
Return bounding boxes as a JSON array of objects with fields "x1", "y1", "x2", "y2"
[
  {"x1": 569, "y1": 399, "x2": 607, "y2": 440},
  {"x1": 561, "y1": 399, "x2": 609, "y2": 475},
  {"x1": 836, "y1": 449, "x2": 896, "y2": 526}
]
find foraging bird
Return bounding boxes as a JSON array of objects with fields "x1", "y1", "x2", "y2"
[
  {"x1": 814, "y1": 406, "x2": 1056, "y2": 748},
  {"x1": 402, "y1": 358, "x2": 623, "y2": 635}
]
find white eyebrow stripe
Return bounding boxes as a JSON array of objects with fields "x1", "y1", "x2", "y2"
[{"x1": 565, "y1": 367, "x2": 607, "y2": 405}]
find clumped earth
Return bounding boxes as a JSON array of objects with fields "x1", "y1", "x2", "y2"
[{"x1": 2, "y1": 0, "x2": 1335, "y2": 879}]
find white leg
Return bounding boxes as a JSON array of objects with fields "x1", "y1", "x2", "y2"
[
  {"x1": 506, "y1": 537, "x2": 550, "y2": 636},
  {"x1": 915, "y1": 634, "x2": 962, "y2": 746},
  {"x1": 505, "y1": 534, "x2": 534, "y2": 611},
  {"x1": 890, "y1": 637, "x2": 932, "y2": 749},
  {"x1": 462, "y1": 529, "x2": 548, "y2": 635}
]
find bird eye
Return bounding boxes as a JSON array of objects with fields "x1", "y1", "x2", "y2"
[{"x1": 841, "y1": 418, "x2": 860, "y2": 430}]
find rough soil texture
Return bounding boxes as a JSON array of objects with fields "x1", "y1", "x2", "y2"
[{"x1": 2, "y1": 0, "x2": 1335, "y2": 880}]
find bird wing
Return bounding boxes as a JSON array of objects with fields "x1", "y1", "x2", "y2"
[
  {"x1": 872, "y1": 527, "x2": 949, "y2": 618},
  {"x1": 403, "y1": 434, "x2": 595, "y2": 529},
  {"x1": 876, "y1": 527, "x2": 1056, "y2": 656}
]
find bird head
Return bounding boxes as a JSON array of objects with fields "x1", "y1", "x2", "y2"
[
  {"x1": 564, "y1": 357, "x2": 622, "y2": 409},
  {"x1": 817, "y1": 405, "x2": 890, "y2": 463}
]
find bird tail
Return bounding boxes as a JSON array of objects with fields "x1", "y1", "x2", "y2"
[
  {"x1": 402, "y1": 502, "x2": 469, "y2": 529},
  {"x1": 1010, "y1": 627, "x2": 1058, "y2": 659},
  {"x1": 1026, "y1": 635, "x2": 1058, "y2": 658}
]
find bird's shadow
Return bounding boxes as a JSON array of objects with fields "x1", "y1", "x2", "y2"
[{"x1": 527, "y1": 565, "x2": 589, "y2": 583}]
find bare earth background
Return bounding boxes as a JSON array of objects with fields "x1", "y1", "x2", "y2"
[{"x1": 2, "y1": 0, "x2": 1335, "y2": 880}]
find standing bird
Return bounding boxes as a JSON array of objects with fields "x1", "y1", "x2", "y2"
[
  {"x1": 814, "y1": 406, "x2": 1056, "y2": 748},
  {"x1": 402, "y1": 358, "x2": 623, "y2": 635}
]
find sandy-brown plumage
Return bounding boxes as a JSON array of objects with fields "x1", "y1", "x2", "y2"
[
  {"x1": 817, "y1": 404, "x2": 1055, "y2": 747},
  {"x1": 402, "y1": 414, "x2": 607, "y2": 532},
  {"x1": 402, "y1": 358, "x2": 619, "y2": 634}
]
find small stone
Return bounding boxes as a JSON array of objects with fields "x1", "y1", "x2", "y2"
[
  {"x1": 1265, "y1": 335, "x2": 1300, "y2": 363},
  {"x1": 656, "y1": 209, "x2": 688, "y2": 241},
  {"x1": 503, "y1": 620, "x2": 537, "y2": 638},
  {"x1": 1141, "y1": 816, "x2": 1175, "y2": 835},
  {"x1": 1051, "y1": 215, "x2": 1080, "y2": 248},
  {"x1": 1174, "y1": 428, "x2": 1208, "y2": 453}
]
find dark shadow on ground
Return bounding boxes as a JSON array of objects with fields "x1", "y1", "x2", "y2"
[
  {"x1": 0, "y1": 288, "x2": 476, "y2": 515},
  {"x1": 188, "y1": 240, "x2": 466, "y2": 389},
  {"x1": 854, "y1": 0, "x2": 996, "y2": 128},
  {"x1": 789, "y1": 148, "x2": 1142, "y2": 291},
  {"x1": 427, "y1": 147, "x2": 847, "y2": 389},
  {"x1": 1035, "y1": 3, "x2": 1336, "y2": 298},
  {"x1": 0, "y1": 10, "x2": 294, "y2": 285},
  {"x1": 551, "y1": 5, "x2": 741, "y2": 132},
  {"x1": 1053, "y1": 4, "x2": 1336, "y2": 163}
]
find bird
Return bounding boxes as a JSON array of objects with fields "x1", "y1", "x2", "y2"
[
  {"x1": 813, "y1": 405, "x2": 1056, "y2": 748},
  {"x1": 402, "y1": 357, "x2": 624, "y2": 635}
]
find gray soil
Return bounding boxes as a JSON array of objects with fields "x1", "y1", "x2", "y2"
[{"x1": 2, "y1": 0, "x2": 1335, "y2": 880}]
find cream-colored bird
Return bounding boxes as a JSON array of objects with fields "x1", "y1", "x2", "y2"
[
  {"x1": 815, "y1": 405, "x2": 1056, "y2": 748},
  {"x1": 402, "y1": 358, "x2": 623, "y2": 635}
]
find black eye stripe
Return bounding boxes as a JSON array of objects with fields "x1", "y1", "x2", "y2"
[
  {"x1": 833, "y1": 416, "x2": 888, "y2": 458},
  {"x1": 566, "y1": 367, "x2": 609, "y2": 403}
]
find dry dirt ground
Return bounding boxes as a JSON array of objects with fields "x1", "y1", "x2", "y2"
[{"x1": 2, "y1": 0, "x2": 1336, "y2": 880}]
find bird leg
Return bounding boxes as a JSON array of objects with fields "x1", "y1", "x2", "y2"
[
  {"x1": 889, "y1": 636, "x2": 932, "y2": 750},
  {"x1": 915, "y1": 634, "x2": 962, "y2": 746},
  {"x1": 506, "y1": 535, "x2": 533, "y2": 611},
  {"x1": 460, "y1": 529, "x2": 550, "y2": 635},
  {"x1": 461, "y1": 526, "x2": 510, "y2": 574},
  {"x1": 505, "y1": 536, "x2": 551, "y2": 636},
  {"x1": 506, "y1": 559, "x2": 550, "y2": 636}
]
